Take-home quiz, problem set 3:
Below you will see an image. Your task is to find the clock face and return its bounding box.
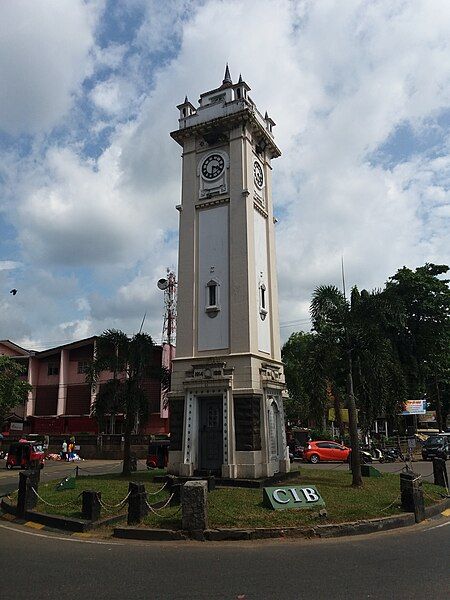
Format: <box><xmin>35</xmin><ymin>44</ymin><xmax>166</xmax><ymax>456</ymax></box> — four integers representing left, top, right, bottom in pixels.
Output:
<box><xmin>201</xmin><ymin>154</ymin><xmax>225</xmax><ymax>180</ymax></box>
<box><xmin>254</xmin><ymin>161</ymin><xmax>264</xmax><ymax>188</ymax></box>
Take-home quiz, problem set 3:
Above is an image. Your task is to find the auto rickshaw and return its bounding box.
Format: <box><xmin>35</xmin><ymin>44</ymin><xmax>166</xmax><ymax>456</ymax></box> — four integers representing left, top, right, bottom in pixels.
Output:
<box><xmin>6</xmin><ymin>441</ymin><xmax>45</xmax><ymax>470</ymax></box>
<box><xmin>146</xmin><ymin>438</ymin><xmax>170</xmax><ymax>469</ymax></box>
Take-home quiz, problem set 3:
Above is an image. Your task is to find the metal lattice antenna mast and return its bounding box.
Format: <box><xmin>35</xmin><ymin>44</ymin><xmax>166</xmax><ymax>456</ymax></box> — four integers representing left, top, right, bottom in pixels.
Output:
<box><xmin>158</xmin><ymin>269</ymin><xmax>177</xmax><ymax>345</ymax></box>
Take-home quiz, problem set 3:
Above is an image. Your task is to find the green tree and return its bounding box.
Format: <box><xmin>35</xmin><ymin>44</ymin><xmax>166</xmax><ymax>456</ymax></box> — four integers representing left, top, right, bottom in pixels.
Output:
<box><xmin>87</xmin><ymin>330</ymin><xmax>170</xmax><ymax>475</ymax></box>
<box><xmin>310</xmin><ymin>284</ymin><xmax>363</xmax><ymax>486</ymax></box>
<box><xmin>384</xmin><ymin>264</ymin><xmax>450</xmax><ymax>431</ymax></box>
<box><xmin>283</xmin><ymin>332</ymin><xmax>324</xmax><ymax>424</ymax></box>
<box><xmin>310</xmin><ymin>285</ymin><xmax>406</xmax><ymax>486</ymax></box>
<box><xmin>282</xmin><ymin>331</ymin><xmax>346</xmax><ymax>434</ymax></box>
<box><xmin>0</xmin><ymin>356</ymin><xmax>31</xmax><ymax>427</ymax></box>
<box><xmin>349</xmin><ymin>288</ymin><xmax>406</xmax><ymax>435</ymax></box>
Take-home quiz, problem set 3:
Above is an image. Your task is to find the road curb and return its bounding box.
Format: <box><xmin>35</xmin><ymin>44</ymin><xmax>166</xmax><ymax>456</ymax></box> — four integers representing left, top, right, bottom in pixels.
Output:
<box><xmin>113</xmin><ymin>527</ymin><xmax>187</xmax><ymax>540</ymax></box>
<box><xmin>111</xmin><ymin>496</ymin><xmax>450</xmax><ymax>541</ymax></box>
<box><xmin>3</xmin><ymin>491</ymin><xmax>449</xmax><ymax>542</ymax></box>
<box><xmin>1</xmin><ymin>497</ymin><xmax>126</xmax><ymax>532</ymax></box>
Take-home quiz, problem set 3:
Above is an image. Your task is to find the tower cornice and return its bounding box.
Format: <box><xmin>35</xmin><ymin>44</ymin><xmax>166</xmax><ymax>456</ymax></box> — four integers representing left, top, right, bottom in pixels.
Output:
<box><xmin>170</xmin><ymin>102</ymin><xmax>281</xmax><ymax>159</ymax></box>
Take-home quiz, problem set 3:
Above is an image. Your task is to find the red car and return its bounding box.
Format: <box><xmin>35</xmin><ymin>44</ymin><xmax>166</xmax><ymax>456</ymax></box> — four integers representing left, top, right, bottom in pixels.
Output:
<box><xmin>303</xmin><ymin>441</ymin><xmax>351</xmax><ymax>464</ymax></box>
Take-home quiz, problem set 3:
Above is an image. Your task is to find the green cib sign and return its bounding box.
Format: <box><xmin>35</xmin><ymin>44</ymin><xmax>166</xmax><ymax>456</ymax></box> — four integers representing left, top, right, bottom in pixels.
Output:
<box><xmin>263</xmin><ymin>486</ymin><xmax>325</xmax><ymax>510</ymax></box>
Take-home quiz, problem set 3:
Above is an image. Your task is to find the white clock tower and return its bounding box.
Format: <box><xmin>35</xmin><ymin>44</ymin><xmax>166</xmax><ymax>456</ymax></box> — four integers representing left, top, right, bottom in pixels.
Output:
<box><xmin>168</xmin><ymin>67</ymin><xmax>289</xmax><ymax>479</ymax></box>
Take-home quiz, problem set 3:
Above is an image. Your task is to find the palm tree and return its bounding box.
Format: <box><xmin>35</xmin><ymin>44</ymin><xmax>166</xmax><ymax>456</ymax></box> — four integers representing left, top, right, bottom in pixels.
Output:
<box><xmin>87</xmin><ymin>329</ymin><xmax>170</xmax><ymax>475</ymax></box>
<box><xmin>311</xmin><ymin>285</ymin><xmax>363</xmax><ymax>486</ymax></box>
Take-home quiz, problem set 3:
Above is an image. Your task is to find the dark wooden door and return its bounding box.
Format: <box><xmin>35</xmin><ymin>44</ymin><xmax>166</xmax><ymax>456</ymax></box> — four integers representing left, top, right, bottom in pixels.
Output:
<box><xmin>199</xmin><ymin>396</ymin><xmax>223</xmax><ymax>473</ymax></box>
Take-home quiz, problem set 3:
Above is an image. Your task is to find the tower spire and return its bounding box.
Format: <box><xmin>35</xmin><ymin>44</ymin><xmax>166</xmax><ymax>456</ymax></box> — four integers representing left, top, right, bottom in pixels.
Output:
<box><xmin>222</xmin><ymin>63</ymin><xmax>232</xmax><ymax>85</ymax></box>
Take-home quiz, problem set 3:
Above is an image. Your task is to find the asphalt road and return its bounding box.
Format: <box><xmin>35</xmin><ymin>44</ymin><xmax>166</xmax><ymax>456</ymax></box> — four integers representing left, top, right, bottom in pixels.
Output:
<box><xmin>0</xmin><ymin>510</ymin><xmax>449</xmax><ymax>599</ymax></box>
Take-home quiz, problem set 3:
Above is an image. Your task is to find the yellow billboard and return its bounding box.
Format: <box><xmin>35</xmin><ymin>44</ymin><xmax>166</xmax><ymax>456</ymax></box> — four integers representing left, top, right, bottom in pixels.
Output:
<box><xmin>328</xmin><ymin>408</ymin><xmax>359</xmax><ymax>424</ymax></box>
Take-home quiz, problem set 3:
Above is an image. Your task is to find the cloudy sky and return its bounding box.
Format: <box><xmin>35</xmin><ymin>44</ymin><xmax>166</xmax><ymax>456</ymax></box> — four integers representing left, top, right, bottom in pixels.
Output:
<box><xmin>1</xmin><ymin>0</ymin><xmax>449</xmax><ymax>351</ymax></box>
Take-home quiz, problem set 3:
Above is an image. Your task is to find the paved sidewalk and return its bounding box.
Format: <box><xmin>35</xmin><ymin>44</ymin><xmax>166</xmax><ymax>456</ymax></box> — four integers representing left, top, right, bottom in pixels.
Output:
<box><xmin>297</xmin><ymin>459</ymin><xmax>437</xmax><ymax>479</ymax></box>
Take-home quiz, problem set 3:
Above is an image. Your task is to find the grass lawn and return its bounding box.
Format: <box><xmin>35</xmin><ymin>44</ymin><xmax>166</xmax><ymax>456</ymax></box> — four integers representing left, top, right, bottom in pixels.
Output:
<box><xmin>141</xmin><ymin>469</ymin><xmax>444</xmax><ymax>529</ymax></box>
<box><xmin>9</xmin><ymin>468</ymin><xmax>444</xmax><ymax>529</ymax></box>
<box><xmin>27</xmin><ymin>470</ymin><xmax>169</xmax><ymax>519</ymax></box>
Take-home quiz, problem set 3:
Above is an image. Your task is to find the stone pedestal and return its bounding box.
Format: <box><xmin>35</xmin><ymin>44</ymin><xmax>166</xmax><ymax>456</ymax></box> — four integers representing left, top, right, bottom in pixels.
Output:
<box><xmin>17</xmin><ymin>469</ymin><xmax>40</xmax><ymax>517</ymax></box>
<box><xmin>181</xmin><ymin>481</ymin><xmax>208</xmax><ymax>531</ymax></box>
<box><xmin>433</xmin><ymin>458</ymin><xmax>449</xmax><ymax>489</ymax></box>
<box><xmin>127</xmin><ymin>482</ymin><xmax>148</xmax><ymax>526</ymax></box>
<box><xmin>400</xmin><ymin>471</ymin><xmax>425</xmax><ymax>523</ymax></box>
<box><xmin>81</xmin><ymin>490</ymin><xmax>101</xmax><ymax>521</ymax></box>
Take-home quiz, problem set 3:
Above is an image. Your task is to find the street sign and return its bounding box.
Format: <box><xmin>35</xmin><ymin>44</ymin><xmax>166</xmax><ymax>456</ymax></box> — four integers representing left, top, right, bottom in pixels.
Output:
<box><xmin>55</xmin><ymin>477</ymin><xmax>76</xmax><ymax>491</ymax></box>
<box><xmin>407</xmin><ymin>437</ymin><xmax>416</xmax><ymax>450</ymax></box>
<box><xmin>10</xmin><ymin>422</ymin><xmax>24</xmax><ymax>431</ymax></box>
<box><xmin>401</xmin><ymin>400</ymin><xmax>426</xmax><ymax>415</ymax></box>
<box><xmin>263</xmin><ymin>485</ymin><xmax>325</xmax><ymax>510</ymax></box>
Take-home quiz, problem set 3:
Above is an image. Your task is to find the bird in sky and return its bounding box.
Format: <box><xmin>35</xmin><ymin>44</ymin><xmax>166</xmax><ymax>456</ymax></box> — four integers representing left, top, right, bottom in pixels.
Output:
<box><xmin>10</xmin><ymin>289</ymin><xmax>17</xmax><ymax>295</ymax></box>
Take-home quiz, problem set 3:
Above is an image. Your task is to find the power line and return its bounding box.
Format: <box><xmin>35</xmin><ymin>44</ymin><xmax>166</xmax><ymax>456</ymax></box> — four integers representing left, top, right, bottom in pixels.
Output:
<box><xmin>279</xmin><ymin>319</ymin><xmax>311</xmax><ymax>329</ymax></box>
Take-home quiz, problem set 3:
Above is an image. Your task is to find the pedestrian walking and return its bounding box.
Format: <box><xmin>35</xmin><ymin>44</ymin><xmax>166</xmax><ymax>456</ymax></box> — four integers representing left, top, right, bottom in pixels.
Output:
<box><xmin>61</xmin><ymin>440</ymin><xmax>68</xmax><ymax>461</ymax></box>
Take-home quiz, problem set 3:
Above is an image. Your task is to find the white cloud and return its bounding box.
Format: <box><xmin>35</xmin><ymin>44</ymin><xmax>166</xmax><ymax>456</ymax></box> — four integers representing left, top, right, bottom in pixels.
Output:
<box><xmin>0</xmin><ymin>261</ymin><xmax>21</xmax><ymax>271</ymax></box>
<box><xmin>1</xmin><ymin>0</ymin><xmax>450</xmax><ymax>348</ymax></box>
<box><xmin>94</xmin><ymin>43</ymin><xmax>127</xmax><ymax>69</ymax></box>
<box><xmin>0</xmin><ymin>0</ymin><xmax>102</xmax><ymax>135</ymax></box>
<box><xmin>90</xmin><ymin>77</ymin><xmax>140</xmax><ymax>116</ymax></box>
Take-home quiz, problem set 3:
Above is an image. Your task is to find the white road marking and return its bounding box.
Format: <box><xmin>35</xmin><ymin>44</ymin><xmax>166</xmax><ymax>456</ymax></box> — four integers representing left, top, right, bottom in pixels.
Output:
<box><xmin>0</xmin><ymin>522</ymin><xmax>123</xmax><ymax>545</ymax></box>
<box><xmin>424</xmin><ymin>521</ymin><xmax>450</xmax><ymax>531</ymax></box>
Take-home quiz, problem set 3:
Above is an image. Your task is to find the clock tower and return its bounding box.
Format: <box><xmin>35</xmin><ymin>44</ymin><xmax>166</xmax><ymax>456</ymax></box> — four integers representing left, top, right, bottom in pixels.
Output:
<box><xmin>168</xmin><ymin>67</ymin><xmax>289</xmax><ymax>479</ymax></box>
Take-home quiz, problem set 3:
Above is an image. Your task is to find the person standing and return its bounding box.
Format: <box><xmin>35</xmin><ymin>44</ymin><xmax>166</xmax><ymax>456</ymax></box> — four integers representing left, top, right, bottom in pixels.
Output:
<box><xmin>61</xmin><ymin>440</ymin><xmax>68</xmax><ymax>461</ymax></box>
<box><xmin>68</xmin><ymin>441</ymin><xmax>74</xmax><ymax>461</ymax></box>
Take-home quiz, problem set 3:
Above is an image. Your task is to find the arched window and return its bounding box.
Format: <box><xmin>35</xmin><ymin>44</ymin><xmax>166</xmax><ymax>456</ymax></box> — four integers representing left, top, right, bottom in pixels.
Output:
<box><xmin>259</xmin><ymin>283</ymin><xmax>268</xmax><ymax>320</ymax></box>
<box><xmin>206</xmin><ymin>279</ymin><xmax>220</xmax><ymax>317</ymax></box>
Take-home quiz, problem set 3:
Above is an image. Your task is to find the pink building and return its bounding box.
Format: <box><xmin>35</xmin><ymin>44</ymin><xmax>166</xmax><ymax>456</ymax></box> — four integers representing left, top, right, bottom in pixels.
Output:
<box><xmin>0</xmin><ymin>337</ymin><xmax>172</xmax><ymax>436</ymax></box>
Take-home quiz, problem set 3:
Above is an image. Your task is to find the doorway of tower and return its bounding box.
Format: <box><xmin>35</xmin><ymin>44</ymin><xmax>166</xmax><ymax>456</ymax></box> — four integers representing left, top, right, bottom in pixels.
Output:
<box><xmin>199</xmin><ymin>396</ymin><xmax>223</xmax><ymax>474</ymax></box>
<box><xmin>268</xmin><ymin>399</ymin><xmax>282</xmax><ymax>474</ymax></box>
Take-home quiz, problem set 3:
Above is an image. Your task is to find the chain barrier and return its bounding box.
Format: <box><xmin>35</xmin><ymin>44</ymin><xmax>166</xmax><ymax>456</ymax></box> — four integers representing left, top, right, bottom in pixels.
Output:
<box><xmin>422</xmin><ymin>484</ymin><xmax>449</xmax><ymax>500</ymax></box>
<box><xmin>379</xmin><ymin>494</ymin><xmax>401</xmax><ymax>513</ymax></box>
<box><xmin>96</xmin><ymin>490</ymin><xmax>131</xmax><ymax>512</ymax></box>
<box><xmin>144</xmin><ymin>493</ymin><xmax>178</xmax><ymax>518</ymax></box>
<box><xmin>75</xmin><ymin>462</ymin><xmax>123</xmax><ymax>475</ymax></box>
<box><xmin>147</xmin><ymin>481</ymin><xmax>168</xmax><ymax>495</ymax></box>
<box><xmin>31</xmin><ymin>487</ymin><xmax>82</xmax><ymax>508</ymax></box>
<box><xmin>422</xmin><ymin>487</ymin><xmax>447</xmax><ymax>501</ymax></box>
<box><xmin>5</xmin><ymin>489</ymin><xmax>19</xmax><ymax>500</ymax></box>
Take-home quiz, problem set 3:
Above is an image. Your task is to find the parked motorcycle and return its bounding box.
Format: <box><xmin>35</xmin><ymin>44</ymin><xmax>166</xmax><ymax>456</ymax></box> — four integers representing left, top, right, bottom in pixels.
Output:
<box><xmin>379</xmin><ymin>448</ymin><xmax>401</xmax><ymax>463</ymax></box>
<box><xmin>289</xmin><ymin>445</ymin><xmax>305</xmax><ymax>461</ymax></box>
<box><xmin>360</xmin><ymin>449</ymin><xmax>373</xmax><ymax>464</ymax></box>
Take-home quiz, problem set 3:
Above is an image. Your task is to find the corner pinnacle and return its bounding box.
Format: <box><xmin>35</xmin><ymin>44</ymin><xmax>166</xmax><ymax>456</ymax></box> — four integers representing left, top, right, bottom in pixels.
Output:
<box><xmin>223</xmin><ymin>63</ymin><xmax>232</xmax><ymax>85</ymax></box>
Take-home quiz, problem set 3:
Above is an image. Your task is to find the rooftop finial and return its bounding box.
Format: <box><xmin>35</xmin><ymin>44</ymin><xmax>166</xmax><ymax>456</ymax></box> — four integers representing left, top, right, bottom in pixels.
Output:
<box><xmin>264</xmin><ymin>111</ymin><xmax>269</xmax><ymax>120</ymax></box>
<box><xmin>223</xmin><ymin>63</ymin><xmax>232</xmax><ymax>85</ymax></box>
<box><xmin>238</xmin><ymin>73</ymin><xmax>243</xmax><ymax>84</ymax></box>
<box><xmin>184</xmin><ymin>95</ymin><xmax>188</xmax><ymax>104</ymax></box>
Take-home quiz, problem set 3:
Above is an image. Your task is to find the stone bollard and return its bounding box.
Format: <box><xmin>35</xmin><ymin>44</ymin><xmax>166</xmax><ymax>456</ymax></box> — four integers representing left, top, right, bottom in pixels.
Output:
<box><xmin>432</xmin><ymin>458</ymin><xmax>449</xmax><ymax>489</ymax></box>
<box><xmin>400</xmin><ymin>471</ymin><xmax>425</xmax><ymax>523</ymax></box>
<box><xmin>181</xmin><ymin>480</ymin><xmax>208</xmax><ymax>534</ymax></box>
<box><xmin>17</xmin><ymin>469</ymin><xmax>40</xmax><ymax>517</ymax></box>
<box><xmin>81</xmin><ymin>490</ymin><xmax>102</xmax><ymax>521</ymax></box>
<box><xmin>127</xmin><ymin>482</ymin><xmax>148</xmax><ymax>526</ymax></box>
